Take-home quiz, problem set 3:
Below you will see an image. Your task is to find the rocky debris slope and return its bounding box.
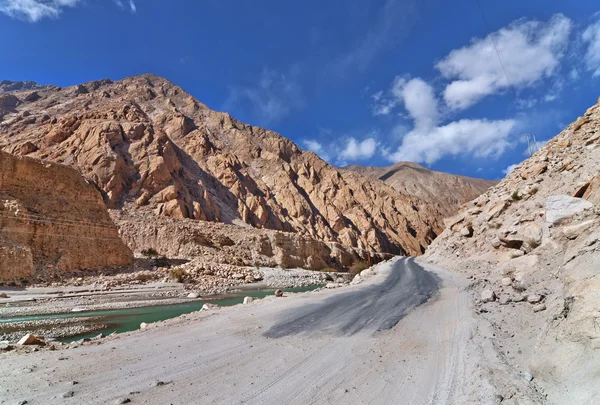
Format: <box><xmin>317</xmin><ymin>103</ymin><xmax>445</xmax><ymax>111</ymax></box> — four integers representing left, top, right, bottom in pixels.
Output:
<box><xmin>424</xmin><ymin>99</ymin><xmax>600</xmax><ymax>403</ymax></box>
<box><xmin>113</xmin><ymin>210</ymin><xmax>378</xmax><ymax>271</ymax></box>
<box><xmin>0</xmin><ymin>74</ymin><xmax>442</xmax><ymax>258</ymax></box>
<box><xmin>344</xmin><ymin>161</ymin><xmax>496</xmax><ymax>218</ymax></box>
<box><xmin>0</xmin><ymin>151</ymin><xmax>133</xmax><ymax>282</ymax></box>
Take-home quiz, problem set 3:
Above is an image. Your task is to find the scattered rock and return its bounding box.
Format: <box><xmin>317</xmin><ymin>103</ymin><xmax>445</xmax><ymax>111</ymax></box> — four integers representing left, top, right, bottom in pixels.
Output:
<box><xmin>231</xmin><ymin>273</ymin><xmax>245</xmax><ymax>280</ymax></box>
<box><xmin>523</xmin><ymin>371</ymin><xmax>533</xmax><ymax>381</ymax></box>
<box><xmin>501</xmin><ymin>277</ymin><xmax>512</xmax><ymax>286</ymax></box>
<box><xmin>274</xmin><ymin>289</ymin><xmax>284</xmax><ymax>297</ymax></box>
<box><xmin>0</xmin><ymin>341</ymin><xmax>14</xmax><ymax>351</ymax></box>
<box><xmin>140</xmin><ymin>322</ymin><xmax>149</xmax><ymax>329</ymax></box>
<box><xmin>527</xmin><ymin>294</ymin><xmax>543</xmax><ymax>304</ymax></box>
<box><xmin>17</xmin><ymin>334</ymin><xmax>44</xmax><ymax>346</ymax></box>
<box><xmin>533</xmin><ymin>304</ymin><xmax>547</xmax><ymax>312</ymax></box>
<box><xmin>61</xmin><ymin>391</ymin><xmax>75</xmax><ymax>398</ymax></box>
<box><xmin>201</xmin><ymin>303</ymin><xmax>219</xmax><ymax>311</ymax></box>
<box><xmin>480</xmin><ymin>289</ymin><xmax>496</xmax><ymax>303</ymax></box>
<box><xmin>187</xmin><ymin>292</ymin><xmax>200</xmax><ymax>298</ymax></box>
<box><xmin>0</xmin><ymin>292</ymin><xmax>9</xmax><ymax>298</ymax></box>
<box><xmin>243</xmin><ymin>296</ymin><xmax>253</xmax><ymax>304</ymax></box>
<box><xmin>115</xmin><ymin>398</ymin><xmax>131</xmax><ymax>404</ymax></box>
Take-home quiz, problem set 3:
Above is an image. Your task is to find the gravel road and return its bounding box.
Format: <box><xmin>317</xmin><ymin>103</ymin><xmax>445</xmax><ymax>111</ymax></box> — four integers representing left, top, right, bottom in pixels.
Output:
<box><xmin>0</xmin><ymin>258</ymin><xmax>501</xmax><ymax>404</ymax></box>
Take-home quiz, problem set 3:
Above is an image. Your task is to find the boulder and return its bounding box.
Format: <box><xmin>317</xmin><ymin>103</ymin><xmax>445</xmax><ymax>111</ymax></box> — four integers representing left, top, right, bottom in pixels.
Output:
<box><xmin>274</xmin><ymin>289</ymin><xmax>284</xmax><ymax>297</ymax></box>
<box><xmin>460</xmin><ymin>225</ymin><xmax>473</xmax><ymax>237</ymax></box>
<box><xmin>501</xmin><ymin>277</ymin><xmax>512</xmax><ymax>286</ymax></box>
<box><xmin>140</xmin><ymin>322</ymin><xmax>149</xmax><ymax>329</ymax></box>
<box><xmin>243</xmin><ymin>296</ymin><xmax>253</xmax><ymax>304</ymax></box>
<box><xmin>527</xmin><ymin>294</ymin><xmax>543</xmax><ymax>304</ymax></box>
<box><xmin>546</xmin><ymin>195</ymin><xmax>594</xmax><ymax>224</ymax></box>
<box><xmin>187</xmin><ymin>292</ymin><xmax>200</xmax><ymax>299</ymax></box>
<box><xmin>0</xmin><ymin>292</ymin><xmax>9</xmax><ymax>298</ymax></box>
<box><xmin>533</xmin><ymin>304</ymin><xmax>547</xmax><ymax>312</ymax></box>
<box><xmin>480</xmin><ymin>289</ymin><xmax>496</xmax><ymax>303</ymax></box>
<box><xmin>17</xmin><ymin>334</ymin><xmax>44</xmax><ymax>346</ymax></box>
<box><xmin>202</xmin><ymin>303</ymin><xmax>219</xmax><ymax>310</ymax></box>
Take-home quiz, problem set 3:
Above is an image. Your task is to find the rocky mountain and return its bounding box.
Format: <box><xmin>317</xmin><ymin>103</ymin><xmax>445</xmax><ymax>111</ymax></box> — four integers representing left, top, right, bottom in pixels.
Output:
<box><xmin>0</xmin><ymin>74</ymin><xmax>454</xmax><ymax>264</ymax></box>
<box><xmin>0</xmin><ymin>150</ymin><xmax>133</xmax><ymax>282</ymax></box>
<box><xmin>423</xmin><ymin>99</ymin><xmax>600</xmax><ymax>402</ymax></box>
<box><xmin>344</xmin><ymin>162</ymin><xmax>496</xmax><ymax>218</ymax></box>
<box><xmin>0</xmin><ymin>80</ymin><xmax>54</xmax><ymax>93</ymax></box>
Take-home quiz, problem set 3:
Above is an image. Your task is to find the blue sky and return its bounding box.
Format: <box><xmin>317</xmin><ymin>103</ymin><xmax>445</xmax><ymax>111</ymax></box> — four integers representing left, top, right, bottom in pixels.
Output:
<box><xmin>1</xmin><ymin>1</ymin><xmax>600</xmax><ymax>179</ymax></box>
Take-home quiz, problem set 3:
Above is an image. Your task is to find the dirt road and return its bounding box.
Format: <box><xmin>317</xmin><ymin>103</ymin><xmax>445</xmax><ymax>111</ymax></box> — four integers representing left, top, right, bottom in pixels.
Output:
<box><xmin>0</xmin><ymin>258</ymin><xmax>500</xmax><ymax>404</ymax></box>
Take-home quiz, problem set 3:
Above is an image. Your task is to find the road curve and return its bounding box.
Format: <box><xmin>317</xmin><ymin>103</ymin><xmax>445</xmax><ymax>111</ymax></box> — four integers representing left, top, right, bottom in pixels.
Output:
<box><xmin>266</xmin><ymin>257</ymin><xmax>441</xmax><ymax>337</ymax></box>
<box><xmin>0</xmin><ymin>258</ymin><xmax>485</xmax><ymax>405</ymax></box>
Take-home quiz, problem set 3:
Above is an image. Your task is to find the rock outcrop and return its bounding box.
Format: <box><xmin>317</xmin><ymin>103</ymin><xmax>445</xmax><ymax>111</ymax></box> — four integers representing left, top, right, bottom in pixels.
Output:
<box><xmin>424</xmin><ymin>99</ymin><xmax>600</xmax><ymax>403</ymax></box>
<box><xmin>0</xmin><ymin>151</ymin><xmax>133</xmax><ymax>282</ymax></box>
<box><xmin>344</xmin><ymin>161</ymin><xmax>496</xmax><ymax>219</ymax></box>
<box><xmin>0</xmin><ymin>74</ymin><xmax>446</xmax><ymax>258</ymax></box>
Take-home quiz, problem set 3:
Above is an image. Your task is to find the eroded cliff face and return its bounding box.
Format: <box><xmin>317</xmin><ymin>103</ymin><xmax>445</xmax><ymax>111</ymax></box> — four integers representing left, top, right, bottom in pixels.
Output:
<box><xmin>0</xmin><ymin>74</ymin><xmax>444</xmax><ymax>257</ymax></box>
<box><xmin>0</xmin><ymin>151</ymin><xmax>133</xmax><ymax>282</ymax></box>
<box><xmin>424</xmin><ymin>99</ymin><xmax>600</xmax><ymax>403</ymax></box>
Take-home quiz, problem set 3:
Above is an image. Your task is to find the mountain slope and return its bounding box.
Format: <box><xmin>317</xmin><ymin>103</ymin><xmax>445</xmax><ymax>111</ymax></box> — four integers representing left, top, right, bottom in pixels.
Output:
<box><xmin>423</xmin><ymin>100</ymin><xmax>600</xmax><ymax>403</ymax></box>
<box><xmin>0</xmin><ymin>74</ymin><xmax>446</xmax><ymax>259</ymax></box>
<box><xmin>344</xmin><ymin>162</ymin><xmax>496</xmax><ymax>218</ymax></box>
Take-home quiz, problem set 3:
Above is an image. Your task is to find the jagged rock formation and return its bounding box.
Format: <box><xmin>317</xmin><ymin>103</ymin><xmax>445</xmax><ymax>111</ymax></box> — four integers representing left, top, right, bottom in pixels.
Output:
<box><xmin>0</xmin><ymin>151</ymin><xmax>133</xmax><ymax>282</ymax></box>
<box><xmin>344</xmin><ymin>162</ymin><xmax>496</xmax><ymax>218</ymax></box>
<box><xmin>114</xmin><ymin>211</ymin><xmax>369</xmax><ymax>271</ymax></box>
<box><xmin>424</xmin><ymin>99</ymin><xmax>600</xmax><ymax>403</ymax></box>
<box><xmin>0</xmin><ymin>74</ymin><xmax>447</xmax><ymax>259</ymax></box>
<box><xmin>0</xmin><ymin>80</ymin><xmax>55</xmax><ymax>93</ymax></box>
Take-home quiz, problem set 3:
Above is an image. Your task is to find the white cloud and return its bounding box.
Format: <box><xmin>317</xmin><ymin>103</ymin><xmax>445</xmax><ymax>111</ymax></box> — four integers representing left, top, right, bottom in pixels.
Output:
<box><xmin>0</xmin><ymin>0</ymin><xmax>79</xmax><ymax>22</ymax></box>
<box><xmin>339</xmin><ymin>137</ymin><xmax>377</xmax><ymax>160</ymax></box>
<box><xmin>371</xmin><ymin>76</ymin><xmax>438</xmax><ymax>130</ymax></box>
<box><xmin>128</xmin><ymin>0</ymin><xmax>135</xmax><ymax>13</ymax></box>
<box><xmin>503</xmin><ymin>163</ymin><xmax>519</xmax><ymax>175</ymax></box>
<box><xmin>437</xmin><ymin>14</ymin><xmax>572</xmax><ymax>110</ymax></box>
<box><xmin>583</xmin><ymin>16</ymin><xmax>600</xmax><ymax>77</ymax></box>
<box><xmin>394</xmin><ymin>77</ymin><xmax>439</xmax><ymax>129</ymax></box>
<box><xmin>386</xmin><ymin>118</ymin><xmax>516</xmax><ymax>165</ymax></box>
<box><xmin>303</xmin><ymin>139</ymin><xmax>331</xmax><ymax>162</ymax></box>
<box><xmin>225</xmin><ymin>67</ymin><xmax>303</xmax><ymax>123</ymax></box>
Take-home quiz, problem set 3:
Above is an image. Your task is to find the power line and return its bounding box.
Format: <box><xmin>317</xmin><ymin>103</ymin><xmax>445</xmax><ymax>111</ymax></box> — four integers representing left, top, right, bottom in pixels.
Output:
<box><xmin>474</xmin><ymin>0</ymin><xmax>513</xmax><ymax>89</ymax></box>
<box><xmin>0</xmin><ymin>212</ymin><xmax>117</xmax><ymax>231</ymax></box>
<box><xmin>0</xmin><ymin>228</ymin><xmax>125</xmax><ymax>242</ymax></box>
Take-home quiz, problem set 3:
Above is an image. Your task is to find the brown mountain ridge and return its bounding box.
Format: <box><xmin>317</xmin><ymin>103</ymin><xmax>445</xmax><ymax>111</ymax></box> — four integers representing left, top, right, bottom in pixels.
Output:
<box><xmin>0</xmin><ymin>74</ymin><xmax>492</xmax><ymax>270</ymax></box>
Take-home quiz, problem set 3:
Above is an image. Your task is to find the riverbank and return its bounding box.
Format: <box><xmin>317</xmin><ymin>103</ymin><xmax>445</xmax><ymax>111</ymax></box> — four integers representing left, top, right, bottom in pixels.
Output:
<box><xmin>0</xmin><ymin>266</ymin><xmax>349</xmax><ymax>343</ymax></box>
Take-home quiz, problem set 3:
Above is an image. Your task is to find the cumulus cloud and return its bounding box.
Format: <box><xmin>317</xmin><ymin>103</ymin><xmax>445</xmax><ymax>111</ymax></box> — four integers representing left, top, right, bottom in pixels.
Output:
<box><xmin>374</xmin><ymin>75</ymin><xmax>516</xmax><ymax>164</ymax></box>
<box><xmin>303</xmin><ymin>139</ymin><xmax>331</xmax><ymax>162</ymax></box>
<box><xmin>372</xmin><ymin>76</ymin><xmax>438</xmax><ymax>129</ymax></box>
<box><xmin>339</xmin><ymin>137</ymin><xmax>377</xmax><ymax>160</ymax></box>
<box><xmin>583</xmin><ymin>16</ymin><xmax>600</xmax><ymax>77</ymax></box>
<box><xmin>0</xmin><ymin>0</ymin><xmax>79</xmax><ymax>22</ymax></box>
<box><xmin>225</xmin><ymin>67</ymin><xmax>303</xmax><ymax>124</ymax></box>
<box><xmin>437</xmin><ymin>14</ymin><xmax>572</xmax><ymax>110</ymax></box>
<box><xmin>503</xmin><ymin>163</ymin><xmax>519</xmax><ymax>176</ymax></box>
<box><xmin>386</xmin><ymin>118</ymin><xmax>516</xmax><ymax>165</ymax></box>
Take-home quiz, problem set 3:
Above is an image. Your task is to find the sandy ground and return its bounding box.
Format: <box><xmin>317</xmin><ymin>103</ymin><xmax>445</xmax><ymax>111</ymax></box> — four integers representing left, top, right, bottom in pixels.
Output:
<box><xmin>0</xmin><ymin>258</ymin><xmax>525</xmax><ymax>405</ymax></box>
